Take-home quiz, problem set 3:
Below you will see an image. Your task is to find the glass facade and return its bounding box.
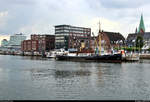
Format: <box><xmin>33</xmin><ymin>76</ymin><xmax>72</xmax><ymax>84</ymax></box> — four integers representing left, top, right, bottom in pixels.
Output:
<box><xmin>55</xmin><ymin>25</ymin><xmax>91</xmax><ymax>50</ymax></box>
<box><xmin>9</xmin><ymin>33</ymin><xmax>27</xmax><ymax>46</ymax></box>
<box><xmin>1</xmin><ymin>39</ymin><xmax>9</xmax><ymax>47</ymax></box>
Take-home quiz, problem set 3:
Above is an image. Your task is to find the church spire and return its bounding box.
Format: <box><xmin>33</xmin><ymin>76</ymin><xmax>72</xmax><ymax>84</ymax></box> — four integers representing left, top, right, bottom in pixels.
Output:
<box><xmin>135</xmin><ymin>27</ymin><xmax>137</xmax><ymax>33</ymax></box>
<box><xmin>138</xmin><ymin>13</ymin><xmax>145</xmax><ymax>34</ymax></box>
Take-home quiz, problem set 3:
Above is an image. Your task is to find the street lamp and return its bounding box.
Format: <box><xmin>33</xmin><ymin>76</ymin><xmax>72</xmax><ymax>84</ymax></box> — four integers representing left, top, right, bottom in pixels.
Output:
<box><xmin>116</xmin><ymin>40</ymin><xmax>119</xmax><ymax>51</ymax></box>
<box><xmin>120</xmin><ymin>40</ymin><xmax>123</xmax><ymax>50</ymax></box>
<box><xmin>138</xmin><ymin>40</ymin><xmax>140</xmax><ymax>54</ymax></box>
<box><xmin>132</xmin><ymin>39</ymin><xmax>136</xmax><ymax>53</ymax></box>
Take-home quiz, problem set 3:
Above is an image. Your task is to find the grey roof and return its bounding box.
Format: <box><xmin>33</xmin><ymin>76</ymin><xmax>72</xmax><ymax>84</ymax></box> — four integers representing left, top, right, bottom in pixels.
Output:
<box><xmin>143</xmin><ymin>32</ymin><xmax>150</xmax><ymax>39</ymax></box>
<box><xmin>127</xmin><ymin>33</ymin><xmax>137</xmax><ymax>41</ymax></box>
<box><xmin>126</xmin><ymin>32</ymin><xmax>150</xmax><ymax>46</ymax></box>
<box><xmin>127</xmin><ymin>32</ymin><xmax>150</xmax><ymax>40</ymax></box>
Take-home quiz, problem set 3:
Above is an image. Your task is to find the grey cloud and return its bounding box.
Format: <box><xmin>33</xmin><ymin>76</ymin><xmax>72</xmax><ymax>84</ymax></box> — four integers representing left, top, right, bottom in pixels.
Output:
<box><xmin>0</xmin><ymin>0</ymin><xmax>38</xmax><ymax>34</ymax></box>
<box><xmin>1</xmin><ymin>0</ymin><xmax>36</xmax><ymax>5</ymax></box>
<box><xmin>100</xmin><ymin>0</ymin><xmax>150</xmax><ymax>9</ymax></box>
<box><xmin>0</xmin><ymin>0</ymin><xmax>150</xmax><ymax>37</ymax></box>
<box><xmin>86</xmin><ymin>0</ymin><xmax>146</xmax><ymax>20</ymax></box>
<box><xmin>0</xmin><ymin>0</ymin><xmax>37</xmax><ymax>12</ymax></box>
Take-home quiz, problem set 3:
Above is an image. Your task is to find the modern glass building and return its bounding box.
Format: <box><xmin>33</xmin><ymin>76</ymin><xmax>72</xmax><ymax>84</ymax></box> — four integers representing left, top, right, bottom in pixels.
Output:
<box><xmin>1</xmin><ymin>39</ymin><xmax>9</xmax><ymax>47</ymax></box>
<box><xmin>55</xmin><ymin>25</ymin><xmax>91</xmax><ymax>50</ymax></box>
<box><xmin>9</xmin><ymin>33</ymin><xmax>27</xmax><ymax>46</ymax></box>
<box><xmin>8</xmin><ymin>33</ymin><xmax>27</xmax><ymax>50</ymax></box>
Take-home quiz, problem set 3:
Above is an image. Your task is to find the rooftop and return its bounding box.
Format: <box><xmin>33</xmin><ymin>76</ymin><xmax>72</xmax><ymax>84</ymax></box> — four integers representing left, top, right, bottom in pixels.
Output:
<box><xmin>55</xmin><ymin>24</ymin><xmax>91</xmax><ymax>29</ymax></box>
<box><xmin>103</xmin><ymin>31</ymin><xmax>125</xmax><ymax>41</ymax></box>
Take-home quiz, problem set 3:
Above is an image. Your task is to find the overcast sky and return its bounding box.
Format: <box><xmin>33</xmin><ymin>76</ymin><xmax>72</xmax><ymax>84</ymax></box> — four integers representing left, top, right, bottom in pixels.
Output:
<box><xmin>0</xmin><ymin>0</ymin><xmax>150</xmax><ymax>40</ymax></box>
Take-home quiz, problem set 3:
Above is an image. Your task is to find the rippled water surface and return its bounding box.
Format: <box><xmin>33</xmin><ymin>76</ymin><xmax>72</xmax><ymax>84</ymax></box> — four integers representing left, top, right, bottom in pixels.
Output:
<box><xmin>0</xmin><ymin>55</ymin><xmax>150</xmax><ymax>100</ymax></box>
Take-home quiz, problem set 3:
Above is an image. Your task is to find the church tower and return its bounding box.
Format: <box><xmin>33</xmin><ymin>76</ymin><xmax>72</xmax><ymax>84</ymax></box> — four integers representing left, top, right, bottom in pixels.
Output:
<box><xmin>138</xmin><ymin>14</ymin><xmax>145</xmax><ymax>34</ymax></box>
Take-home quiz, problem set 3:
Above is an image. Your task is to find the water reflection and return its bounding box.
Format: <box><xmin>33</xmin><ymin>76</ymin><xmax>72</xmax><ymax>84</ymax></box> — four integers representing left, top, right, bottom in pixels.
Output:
<box><xmin>140</xmin><ymin>59</ymin><xmax>150</xmax><ymax>63</ymax></box>
<box><xmin>30</xmin><ymin>68</ymin><xmax>53</xmax><ymax>80</ymax></box>
<box><xmin>95</xmin><ymin>64</ymin><xmax>103</xmax><ymax>84</ymax></box>
<box><xmin>21</xmin><ymin>56</ymin><xmax>49</xmax><ymax>61</ymax></box>
<box><xmin>53</xmin><ymin>69</ymin><xmax>91</xmax><ymax>100</ymax></box>
<box><xmin>54</xmin><ymin>76</ymin><xmax>81</xmax><ymax>100</ymax></box>
<box><xmin>30</xmin><ymin>67</ymin><xmax>91</xmax><ymax>80</ymax></box>
<box><xmin>54</xmin><ymin>70</ymin><xmax>91</xmax><ymax>78</ymax></box>
<box><xmin>53</xmin><ymin>62</ymin><xmax>92</xmax><ymax>100</ymax></box>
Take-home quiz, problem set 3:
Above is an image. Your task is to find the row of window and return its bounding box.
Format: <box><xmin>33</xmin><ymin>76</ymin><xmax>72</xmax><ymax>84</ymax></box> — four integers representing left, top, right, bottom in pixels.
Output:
<box><xmin>55</xmin><ymin>33</ymin><xmax>90</xmax><ymax>37</ymax></box>
<box><xmin>69</xmin><ymin>34</ymin><xmax>89</xmax><ymax>37</ymax></box>
<box><xmin>55</xmin><ymin>36</ymin><xmax>64</xmax><ymax>40</ymax></box>
<box><xmin>70</xmin><ymin>27</ymin><xmax>90</xmax><ymax>31</ymax></box>
<box><xmin>55</xmin><ymin>26</ymin><xmax>90</xmax><ymax>31</ymax></box>
<box><xmin>55</xmin><ymin>43</ymin><xmax>66</xmax><ymax>47</ymax></box>
<box><xmin>55</xmin><ymin>28</ymin><xmax>90</xmax><ymax>31</ymax></box>
<box><xmin>55</xmin><ymin>30</ymin><xmax>90</xmax><ymax>34</ymax></box>
<box><xmin>55</xmin><ymin>33</ymin><xmax>69</xmax><ymax>37</ymax></box>
<box><xmin>55</xmin><ymin>30</ymin><xmax>69</xmax><ymax>33</ymax></box>
<box><xmin>55</xmin><ymin>27</ymin><xmax>70</xmax><ymax>30</ymax></box>
<box><xmin>55</xmin><ymin>40</ymin><xmax>65</xmax><ymax>43</ymax></box>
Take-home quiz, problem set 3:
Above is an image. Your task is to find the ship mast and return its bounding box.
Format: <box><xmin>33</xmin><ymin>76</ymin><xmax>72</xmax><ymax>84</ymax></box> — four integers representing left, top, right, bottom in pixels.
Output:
<box><xmin>98</xmin><ymin>21</ymin><xmax>101</xmax><ymax>56</ymax></box>
<box><xmin>92</xmin><ymin>32</ymin><xmax>98</xmax><ymax>54</ymax></box>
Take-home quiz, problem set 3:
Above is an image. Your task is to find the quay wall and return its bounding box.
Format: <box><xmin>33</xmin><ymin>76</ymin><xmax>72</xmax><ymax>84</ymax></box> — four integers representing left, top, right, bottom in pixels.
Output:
<box><xmin>0</xmin><ymin>51</ymin><xmax>41</xmax><ymax>57</ymax></box>
<box><xmin>1</xmin><ymin>51</ymin><xmax>150</xmax><ymax>59</ymax></box>
<box><xmin>140</xmin><ymin>54</ymin><xmax>150</xmax><ymax>59</ymax></box>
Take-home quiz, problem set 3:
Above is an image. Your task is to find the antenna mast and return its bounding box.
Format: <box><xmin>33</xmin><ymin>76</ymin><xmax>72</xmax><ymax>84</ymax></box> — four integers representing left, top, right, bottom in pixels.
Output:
<box><xmin>98</xmin><ymin>20</ymin><xmax>101</xmax><ymax>56</ymax></box>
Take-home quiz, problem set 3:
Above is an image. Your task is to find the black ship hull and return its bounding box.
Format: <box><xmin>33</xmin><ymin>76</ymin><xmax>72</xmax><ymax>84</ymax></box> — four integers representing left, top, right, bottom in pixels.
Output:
<box><xmin>56</xmin><ymin>54</ymin><xmax>123</xmax><ymax>63</ymax></box>
<box><xmin>85</xmin><ymin>54</ymin><xmax>122</xmax><ymax>63</ymax></box>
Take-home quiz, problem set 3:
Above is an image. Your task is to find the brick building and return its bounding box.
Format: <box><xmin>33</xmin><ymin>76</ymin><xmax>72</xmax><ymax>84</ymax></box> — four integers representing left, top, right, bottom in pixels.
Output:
<box><xmin>21</xmin><ymin>40</ymin><xmax>38</xmax><ymax>52</ymax></box>
<box><xmin>31</xmin><ymin>35</ymin><xmax>55</xmax><ymax>52</ymax></box>
<box><xmin>91</xmin><ymin>31</ymin><xmax>125</xmax><ymax>53</ymax></box>
<box><xmin>21</xmin><ymin>34</ymin><xmax>55</xmax><ymax>52</ymax></box>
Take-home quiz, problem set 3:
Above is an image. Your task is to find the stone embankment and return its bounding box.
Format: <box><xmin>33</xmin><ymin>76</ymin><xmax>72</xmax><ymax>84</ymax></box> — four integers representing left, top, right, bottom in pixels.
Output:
<box><xmin>140</xmin><ymin>54</ymin><xmax>150</xmax><ymax>59</ymax></box>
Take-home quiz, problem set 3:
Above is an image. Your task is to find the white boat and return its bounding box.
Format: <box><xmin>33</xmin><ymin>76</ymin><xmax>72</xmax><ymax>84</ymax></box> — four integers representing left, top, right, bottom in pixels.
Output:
<box><xmin>125</xmin><ymin>53</ymin><xmax>140</xmax><ymax>61</ymax></box>
<box><xmin>46</xmin><ymin>51</ymin><xmax>56</xmax><ymax>58</ymax></box>
<box><xmin>46</xmin><ymin>49</ymin><xmax>69</xmax><ymax>58</ymax></box>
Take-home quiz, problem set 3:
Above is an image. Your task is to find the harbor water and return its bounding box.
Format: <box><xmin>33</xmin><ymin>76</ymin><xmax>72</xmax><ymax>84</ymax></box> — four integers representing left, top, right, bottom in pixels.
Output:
<box><xmin>0</xmin><ymin>55</ymin><xmax>150</xmax><ymax>100</ymax></box>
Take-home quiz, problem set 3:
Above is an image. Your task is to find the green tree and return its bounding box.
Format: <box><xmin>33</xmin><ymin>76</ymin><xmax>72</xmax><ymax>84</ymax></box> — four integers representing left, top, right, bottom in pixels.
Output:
<box><xmin>148</xmin><ymin>48</ymin><xmax>150</xmax><ymax>52</ymax></box>
<box><xmin>136</xmin><ymin>35</ymin><xmax>144</xmax><ymax>49</ymax></box>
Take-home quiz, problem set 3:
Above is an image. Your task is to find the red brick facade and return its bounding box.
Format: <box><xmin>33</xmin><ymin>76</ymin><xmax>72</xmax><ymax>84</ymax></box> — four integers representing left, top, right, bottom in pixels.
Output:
<box><xmin>21</xmin><ymin>40</ymin><xmax>38</xmax><ymax>52</ymax></box>
<box><xmin>21</xmin><ymin>34</ymin><xmax>55</xmax><ymax>52</ymax></box>
<box><xmin>91</xmin><ymin>31</ymin><xmax>125</xmax><ymax>53</ymax></box>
